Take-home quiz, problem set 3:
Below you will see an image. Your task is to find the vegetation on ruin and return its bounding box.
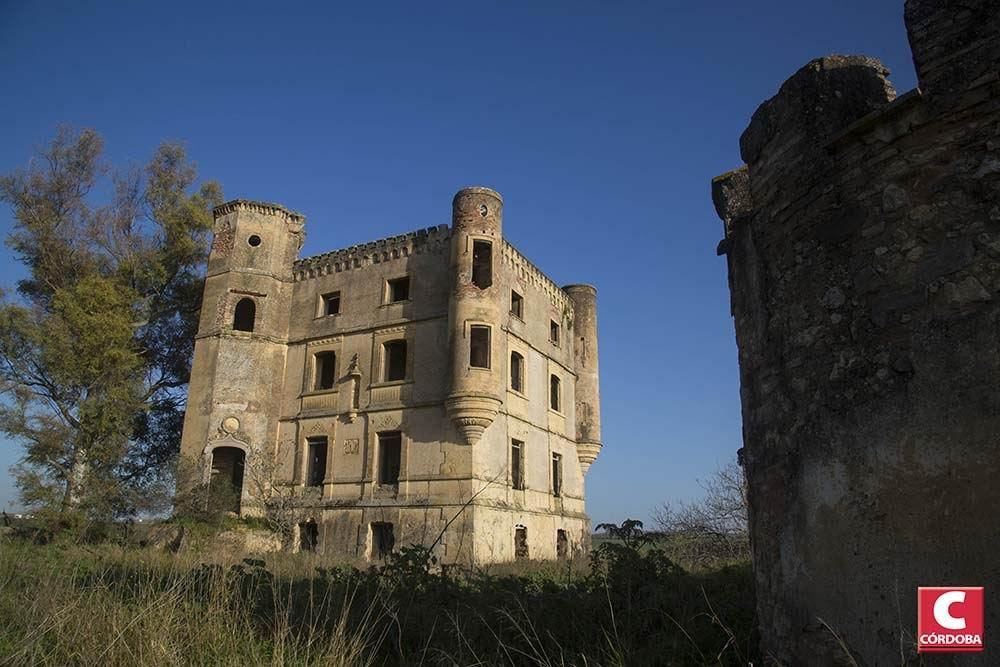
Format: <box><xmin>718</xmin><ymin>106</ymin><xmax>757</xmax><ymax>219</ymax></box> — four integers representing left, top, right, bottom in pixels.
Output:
<box><xmin>0</xmin><ymin>518</ymin><xmax>758</xmax><ymax>666</ymax></box>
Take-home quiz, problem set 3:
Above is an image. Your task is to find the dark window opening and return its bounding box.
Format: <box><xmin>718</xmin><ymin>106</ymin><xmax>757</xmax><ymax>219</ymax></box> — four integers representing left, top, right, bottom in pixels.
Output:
<box><xmin>233</xmin><ymin>298</ymin><xmax>256</xmax><ymax>332</ymax></box>
<box><xmin>323</xmin><ymin>291</ymin><xmax>341</xmax><ymax>315</ymax></box>
<box><xmin>383</xmin><ymin>340</ymin><xmax>407</xmax><ymax>382</ymax></box>
<box><xmin>209</xmin><ymin>446</ymin><xmax>245</xmax><ymax>513</ymax></box>
<box><xmin>550</xmin><ymin>375</ymin><xmax>561</xmax><ymax>411</ymax></box>
<box><xmin>510</xmin><ymin>352</ymin><xmax>524</xmax><ymax>392</ymax></box>
<box><xmin>550</xmin><ymin>320</ymin><xmax>560</xmax><ymax>346</ymax></box>
<box><xmin>372</xmin><ymin>522</ymin><xmax>395</xmax><ymax>560</ymax></box>
<box><xmin>511</xmin><ymin>290</ymin><xmax>523</xmax><ymax>318</ymax></box>
<box><xmin>388</xmin><ymin>277</ymin><xmax>410</xmax><ymax>303</ymax></box>
<box><xmin>552</xmin><ymin>453</ymin><xmax>563</xmax><ymax>497</ymax></box>
<box><xmin>299</xmin><ymin>520</ymin><xmax>318</xmax><ymax>552</ymax></box>
<box><xmin>314</xmin><ymin>351</ymin><xmax>336</xmax><ymax>390</ymax></box>
<box><xmin>470</xmin><ymin>326</ymin><xmax>490</xmax><ymax>369</ymax></box>
<box><xmin>557</xmin><ymin>529</ymin><xmax>568</xmax><ymax>559</ymax></box>
<box><xmin>472</xmin><ymin>240</ymin><xmax>493</xmax><ymax>289</ymax></box>
<box><xmin>247</xmin><ymin>234</ymin><xmax>262</xmax><ymax>247</ymax></box>
<box><xmin>515</xmin><ymin>526</ymin><xmax>528</xmax><ymax>560</ymax></box>
<box><xmin>307</xmin><ymin>437</ymin><xmax>328</xmax><ymax>486</ymax></box>
<box><xmin>511</xmin><ymin>439</ymin><xmax>524</xmax><ymax>490</ymax></box>
<box><xmin>378</xmin><ymin>431</ymin><xmax>402</xmax><ymax>486</ymax></box>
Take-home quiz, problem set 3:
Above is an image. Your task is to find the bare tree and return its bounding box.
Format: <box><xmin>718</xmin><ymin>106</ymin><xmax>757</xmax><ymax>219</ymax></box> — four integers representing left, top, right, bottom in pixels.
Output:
<box><xmin>652</xmin><ymin>460</ymin><xmax>749</xmax><ymax>569</ymax></box>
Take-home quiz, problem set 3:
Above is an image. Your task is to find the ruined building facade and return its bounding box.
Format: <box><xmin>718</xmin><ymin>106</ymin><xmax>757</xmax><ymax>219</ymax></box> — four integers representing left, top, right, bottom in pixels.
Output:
<box><xmin>179</xmin><ymin>187</ymin><xmax>602</xmax><ymax>564</ymax></box>
<box><xmin>713</xmin><ymin>0</ymin><xmax>998</xmax><ymax>663</ymax></box>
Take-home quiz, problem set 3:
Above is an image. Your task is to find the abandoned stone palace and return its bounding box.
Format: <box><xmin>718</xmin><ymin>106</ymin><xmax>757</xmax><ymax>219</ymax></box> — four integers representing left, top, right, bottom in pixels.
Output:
<box><xmin>179</xmin><ymin>187</ymin><xmax>603</xmax><ymax>564</ymax></box>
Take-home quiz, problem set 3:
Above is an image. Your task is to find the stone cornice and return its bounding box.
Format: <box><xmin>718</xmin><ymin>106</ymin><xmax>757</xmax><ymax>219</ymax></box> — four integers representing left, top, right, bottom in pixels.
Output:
<box><xmin>293</xmin><ymin>225</ymin><xmax>451</xmax><ymax>281</ymax></box>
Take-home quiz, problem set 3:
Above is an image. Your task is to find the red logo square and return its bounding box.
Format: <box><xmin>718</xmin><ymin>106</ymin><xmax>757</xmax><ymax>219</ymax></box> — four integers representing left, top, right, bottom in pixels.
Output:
<box><xmin>917</xmin><ymin>587</ymin><xmax>984</xmax><ymax>653</ymax></box>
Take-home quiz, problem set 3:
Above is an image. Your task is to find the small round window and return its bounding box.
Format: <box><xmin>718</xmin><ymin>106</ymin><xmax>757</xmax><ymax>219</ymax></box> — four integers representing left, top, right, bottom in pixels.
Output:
<box><xmin>247</xmin><ymin>235</ymin><xmax>262</xmax><ymax>247</ymax></box>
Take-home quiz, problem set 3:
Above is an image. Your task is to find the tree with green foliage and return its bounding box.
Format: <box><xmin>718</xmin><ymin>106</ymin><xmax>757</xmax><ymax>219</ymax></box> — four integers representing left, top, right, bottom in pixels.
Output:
<box><xmin>0</xmin><ymin>127</ymin><xmax>222</xmax><ymax>521</ymax></box>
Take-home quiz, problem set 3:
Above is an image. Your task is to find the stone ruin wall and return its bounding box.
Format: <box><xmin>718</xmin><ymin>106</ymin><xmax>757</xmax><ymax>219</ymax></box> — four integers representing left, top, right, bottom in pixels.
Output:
<box><xmin>712</xmin><ymin>0</ymin><xmax>999</xmax><ymax>663</ymax></box>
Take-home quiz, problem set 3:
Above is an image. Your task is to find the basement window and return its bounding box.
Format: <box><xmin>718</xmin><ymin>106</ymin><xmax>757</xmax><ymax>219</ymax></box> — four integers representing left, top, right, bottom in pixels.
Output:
<box><xmin>383</xmin><ymin>340</ymin><xmax>407</xmax><ymax>382</ymax></box>
<box><xmin>388</xmin><ymin>277</ymin><xmax>410</xmax><ymax>303</ymax></box>
<box><xmin>371</xmin><ymin>522</ymin><xmax>395</xmax><ymax>560</ymax></box>
<box><xmin>378</xmin><ymin>431</ymin><xmax>402</xmax><ymax>486</ymax></box>
<box><xmin>314</xmin><ymin>351</ymin><xmax>336</xmax><ymax>391</ymax></box>
<box><xmin>306</xmin><ymin>437</ymin><xmax>328</xmax><ymax>487</ymax></box>
<box><xmin>322</xmin><ymin>291</ymin><xmax>341</xmax><ymax>315</ymax></box>
<box><xmin>557</xmin><ymin>529</ymin><xmax>568</xmax><ymax>559</ymax></box>
<box><xmin>470</xmin><ymin>325</ymin><xmax>491</xmax><ymax>369</ymax></box>
<box><xmin>515</xmin><ymin>525</ymin><xmax>528</xmax><ymax>560</ymax></box>
<box><xmin>299</xmin><ymin>520</ymin><xmax>318</xmax><ymax>552</ymax></box>
<box><xmin>471</xmin><ymin>240</ymin><xmax>493</xmax><ymax>289</ymax></box>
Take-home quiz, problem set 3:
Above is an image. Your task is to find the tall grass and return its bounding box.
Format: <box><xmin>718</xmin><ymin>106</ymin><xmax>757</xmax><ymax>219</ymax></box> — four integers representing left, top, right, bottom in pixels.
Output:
<box><xmin>0</xmin><ymin>532</ymin><xmax>759</xmax><ymax>666</ymax></box>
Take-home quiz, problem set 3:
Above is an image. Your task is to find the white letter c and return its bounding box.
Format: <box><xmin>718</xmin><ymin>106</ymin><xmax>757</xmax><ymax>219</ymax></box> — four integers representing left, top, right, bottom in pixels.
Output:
<box><xmin>933</xmin><ymin>590</ymin><xmax>966</xmax><ymax>630</ymax></box>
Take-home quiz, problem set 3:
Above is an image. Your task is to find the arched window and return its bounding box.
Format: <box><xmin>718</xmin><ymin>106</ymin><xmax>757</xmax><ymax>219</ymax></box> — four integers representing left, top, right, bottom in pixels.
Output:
<box><xmin>233</xmin><ymin>298</ymin><xmax>256</xmax><ymax>332</ymax></box>
<box><xmin>510</xmin><ymin>352</ymin><xmax>524</xmax><ymax>392</ymax></box>
<box><xmin>550</xmin><ymin>374</ymin><xmax>561</xmax><ymax>412</ymax></box>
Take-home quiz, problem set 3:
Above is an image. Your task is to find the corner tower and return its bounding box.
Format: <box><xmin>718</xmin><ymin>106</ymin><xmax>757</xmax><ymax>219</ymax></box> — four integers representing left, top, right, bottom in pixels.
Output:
<box><xmin>564</xmin><ymin>285</ymin><xmax>602</xmax><ymax>474</ymax></box>
<box><xmin>179</xmin><ymin>200</ymin><xmax>304</xmax><ymax>512</ymax></box>
<box><xmin>445</xmin><ymin>187</ymin><xmax>505</xmax><ymax>445</ymax></box>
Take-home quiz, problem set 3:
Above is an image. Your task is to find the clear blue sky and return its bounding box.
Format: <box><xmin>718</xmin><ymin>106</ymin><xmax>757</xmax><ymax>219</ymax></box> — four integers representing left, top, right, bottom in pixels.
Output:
<box><xmin>0</xmin><ymin>1</ymin><xmax>915</xmax><ymax>524</ymax></box>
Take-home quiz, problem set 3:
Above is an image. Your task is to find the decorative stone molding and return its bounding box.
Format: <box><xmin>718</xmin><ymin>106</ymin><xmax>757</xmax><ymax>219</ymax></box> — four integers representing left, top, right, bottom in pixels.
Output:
<box><xmin>576</xmin><ymin>441</ymin><xmax>602</xmax><ymax>476</ymax></box>
<box><xmin>445</xmin><ymin>394</ymin><xmax>502</xmax><ymax>445</ymax></box>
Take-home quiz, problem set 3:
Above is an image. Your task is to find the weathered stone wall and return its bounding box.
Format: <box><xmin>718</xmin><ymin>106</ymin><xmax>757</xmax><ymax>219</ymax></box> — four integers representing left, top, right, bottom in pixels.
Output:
<box><xmin>712</xmin><ymin>0</ymin><xmax>999</xmax><ymax>662</ymax></box>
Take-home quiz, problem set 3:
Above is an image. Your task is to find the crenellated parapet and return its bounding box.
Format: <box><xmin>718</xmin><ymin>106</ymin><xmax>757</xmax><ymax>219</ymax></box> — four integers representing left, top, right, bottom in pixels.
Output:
<box><xmin>712</xmin><ymin>1</ymin><xmax>1000</xmax><ymax>663</ymax></box>
<box><xmin>292</xmin><ymin>225</ymin><xmax>450</xmax><ymax>281</ymax></box>
<box><xmin>213</xmin><ymin>199</ymin><xmax>305</xmax><ymax>224</ymax></box>
<box><xmin>501</xmin><ymin>242</ymin><xmax>574</xmax><ymax>314</ymax></box>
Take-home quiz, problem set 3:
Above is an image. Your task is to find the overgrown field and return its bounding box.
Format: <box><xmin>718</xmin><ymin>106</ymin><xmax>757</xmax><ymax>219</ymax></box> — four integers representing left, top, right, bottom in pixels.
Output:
<box><xmin>0</xmin><ymin>526</ymin><xmax>759</xmax><ymax>666</ymax></box>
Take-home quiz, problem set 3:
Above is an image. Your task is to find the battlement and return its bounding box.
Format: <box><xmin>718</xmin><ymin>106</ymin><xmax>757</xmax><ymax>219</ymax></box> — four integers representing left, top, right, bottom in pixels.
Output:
<box><xmin>501</xmin><ymin>240</ymin><xmax>574</xmax><ymax>314</ymax></box>
<box><xmin>292</xmin><ymin>225</ymin><xmax>450</xmax><ymax>281</ymax></box>
<box><xmin>213</xmin><ymin>199</ymin><xmax>305</xmax><ymax>224</ymax></box>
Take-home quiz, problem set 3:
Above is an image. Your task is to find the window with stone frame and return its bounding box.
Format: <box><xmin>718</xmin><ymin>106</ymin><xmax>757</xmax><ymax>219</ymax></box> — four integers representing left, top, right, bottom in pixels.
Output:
<box><xmin>510</xmin><ymin>290</ymin><xmax>523</xmax><ymax>318</ymax></box>
<box><xmin>314</xmin><ymin>351</ymin><xmax>336</xmax><ymax>390</ymax></box>
<box><xmin>471</xmin><ymin>240</ymin><xmax>493</xmax><ymax>289</ymax></box>
<box><xmin>549</xmin><ymin>374</ymin><xmax>561</xmax><ymax>412</ymax></box>
<box><xmin>511</xmin><ymin>439</ymin><xmax>524</xmax><ymax>490</ymax></box>
<box><xmin>510</xmin><ymin>351</ymin><xmax>525</xmax><ymax>392</ymax></box>
<box><xmin>382</xmin><ymin>340</ymin><xmax>407</xmax><ymax>382</ymax></box>
<box><xmin>306</xmin><ymin>436</ymin><xmax>328</xmax><ymax>487</ymax></box>
<box><xmin>549</xmin><ymin>319</ymin><xmax>560</xmax><ymax>346</ymax></box>
<box><xmin>387</xmin><ymin>276</ymin><xmax>410</xmax><ymax>303</ymax></box>
<box><xmin>470</xmin><ymin>325</ymin><xmax>491</xmax><ymax>369</ymax></box>
<box><xmin>552</xmin><ymin>452</ymin><xmax>563</xmax><ymax>497</ymax></box>
<box><xmin>377</xmin><ymin>431</ymin><xmax>402</xmax><ymax>486</ymax></box>
<box><xmin>322</xmin><ymin>291</ymin><xmax>341</xmax><ymax>316</ymax></box>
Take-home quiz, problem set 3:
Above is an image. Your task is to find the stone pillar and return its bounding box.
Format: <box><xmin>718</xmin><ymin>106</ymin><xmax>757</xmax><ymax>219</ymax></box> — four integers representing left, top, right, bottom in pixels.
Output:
<box><xmin>445</xmin><ymin>187</ymin><xmax>505</xmax><ymax>445</ymax></box>
<box><xmin>563</xmin><ymin>284</ymin><xmax>602</xmax><ymax>474</ymax></box>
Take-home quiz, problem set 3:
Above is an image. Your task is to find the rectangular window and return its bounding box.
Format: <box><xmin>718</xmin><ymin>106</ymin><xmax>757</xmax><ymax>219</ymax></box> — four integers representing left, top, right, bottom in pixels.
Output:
<box><xmin>550</xmin><ymin>320</ymin><xmax>560</xmax><ymax>346</ymax></box>
<box><xmin>307</xmin><ymin>437</ymin><xmax>328</xmax><ymax>486</ymax></box>
<box><xmin>556</xmin><ymin>529</ymin><xmax>568</xmax><ymax>559</ymax></box>
<box><xmin>552</xmin><ymin>453</ymin><xmax>563</xmax><ymax>497</ymax></box>
<box><xmin>299</xmin><ymin>521</ymin><xmax>319</xmax><ymax>552</ymax></box>
<box><xmin>383</xmin><ymin>340</ymin><xmax>407</xmax><ymax>382</ymax></box>
<box><xmin>510</xmin><ymin>290</ymin><xmax>523</xmax><ymax>318</ymax></box>
<box><xmin>314</xmin><ymin>351</ymin><xmax>336</xmax><ymax>390</ymax></box>
<box><xmin>550</xmin><ymin>374</ymin><xmax>561</xmax><ymax>412</ymax></box>
<box><xmin>510</xmin><ymin>352</ymin><xmax>524</xmax><ymax>392</ymax></box>
<box><xmin>471</xmin><ymin>240</ymin><xmax>492</xmax><ymax>289</ymax></box>
<box><xmin>322</xmin><ymin>291</ymin><xmax>341</xmax><ymax>315</ymax></box>
<box><xmin>514</xmin><ymin>526</ymin><xmax>528</xmax><ymax>560</ymax></box>
<box><xmin>470</xmin><ymin>325</ymin><xmax>490</xmax><ymax>369</ymax></box>
<box><xmin>388</xmin><ymin>277</ymin><xmax>410</xmax><ymax>303</ymax></box>
<box><xmin>511</xmin><ymin>439</ymin><xmax>524</xmax><ymax>490</ymax></box>
<box><xmin>378</xmin><ymin>431</ymin><xmax>402</xmax><ymax>486</ymax></box>
<box><xmin>371</xmin><ymin>522</ymin><xmax>395</xmax><ymax>560</ymax></box>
